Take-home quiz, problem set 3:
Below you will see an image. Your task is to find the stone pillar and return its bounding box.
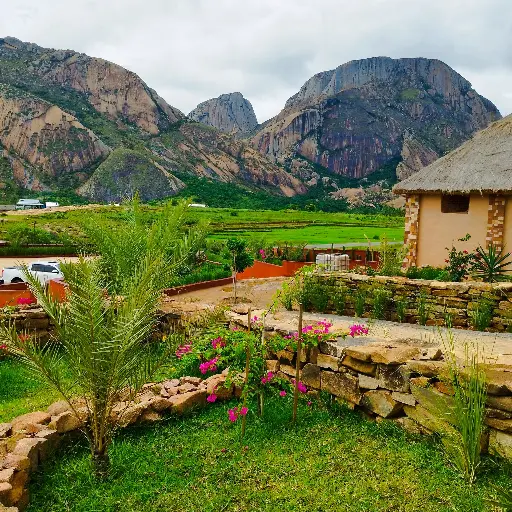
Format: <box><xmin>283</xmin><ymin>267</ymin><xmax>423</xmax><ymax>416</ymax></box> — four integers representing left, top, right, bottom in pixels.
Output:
<box><xmin>486</xmin><ymin>195</ymin><xmax>506</xmax><ymax>250</ymax></box>
<box><xmin>403</xmin><ymin>194</ymin><xmax>420</xmax><ymax>269</ymax></box>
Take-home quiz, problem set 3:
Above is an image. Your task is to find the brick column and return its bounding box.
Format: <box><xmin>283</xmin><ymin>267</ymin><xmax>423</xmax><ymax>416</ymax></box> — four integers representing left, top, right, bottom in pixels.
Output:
<box><xmin>403</xmin><ymin>194</ymin><xmax>420</xmax><ymax>269</ymax></box>
<box><xmin>486</xmin><ymin>195</ymin><xmax>506</xmax><ymax>250</ymax></box>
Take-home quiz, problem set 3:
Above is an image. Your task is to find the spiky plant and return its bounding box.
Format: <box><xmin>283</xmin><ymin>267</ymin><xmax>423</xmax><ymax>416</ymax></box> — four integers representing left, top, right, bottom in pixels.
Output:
<box><xmin>0</xmin><ymin>200</ymin><xmax>205</xmax><ymax>478</ymax></box>
<box><xmin>472</xmin><ymin>244</ymin><xmax>512</xmax><ymax>283</ymax></box>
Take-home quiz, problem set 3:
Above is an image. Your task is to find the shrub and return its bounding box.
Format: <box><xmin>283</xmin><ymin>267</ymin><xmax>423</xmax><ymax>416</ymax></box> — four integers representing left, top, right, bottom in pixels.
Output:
<box><xmin>310</xmin><ymin>280</ymin><xmax>330</xmax><ymax>312</ymax></box>
<box><xmin>471</xmin><ymin>244</ymin><xmax>512</xmax><ymax>282</ymax></box>
<box><xmin>468</xmin><ymin>299</ymin><xmax>494</xmax><ymax>331</ymax></box>
<box><xmin>371</xmin><ymin>286</ymin><xmax>391</xmax><ymax>320</ymax></box>
<box><xmin>406</xmin><ymin>265</ymin><xmax>450</xmax><ymax>281</ymax></box>
<box><xmin>443</xmin><ymin>334</ymin><xmax>487</xmax><ymax>484</ymax></box>
<box><xmin>445</xmin><ymin>234</ymin><xmax>474</xmax><ymax>282</ymax></box>
<box><xmin>395</xmin><ymin>297</ymin><xmax>407</xmax><ymax>323</ymax></box>
<box><xmin>332</xmin><ymin>284</ymin><xmax>347</xmax><ymax>316</ymax></box>
<box><xmin>353</xmin><ymin>288</ymin><xmax>367</xmax><ymax>317</ymax></box>
<box><xmin>377</xmin><ymin>235</ymin><xmax>406</xmax><ymax>276</ymax></box>
<box><xmin>417</xmin><ymin>290</ymin><xmax>430</xmax><ymax>325</ymax></box>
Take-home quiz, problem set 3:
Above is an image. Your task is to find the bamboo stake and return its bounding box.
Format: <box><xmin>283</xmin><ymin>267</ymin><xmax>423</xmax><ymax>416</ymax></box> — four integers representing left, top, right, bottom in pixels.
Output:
<box><xmin>292</xmin><ymin>303</ymin><xmax>303</xmax><ymax>423</ymax></box>
<box><xmin>241</xmin><ymin>308</ymin><xmax>251</xmax><ymax>437</ymax></box>
<box><xmin>258</xmin><ymin>312</ymin><xmax>266</xmax><ymax>417</ymax></box>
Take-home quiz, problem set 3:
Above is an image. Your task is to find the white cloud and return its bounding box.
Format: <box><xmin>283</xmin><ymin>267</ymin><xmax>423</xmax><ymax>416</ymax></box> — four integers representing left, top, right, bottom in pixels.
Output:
<box><xmin>2</xmin><ymin>0</ymin><xmax>511</xmax><ymax>121</ymax></box>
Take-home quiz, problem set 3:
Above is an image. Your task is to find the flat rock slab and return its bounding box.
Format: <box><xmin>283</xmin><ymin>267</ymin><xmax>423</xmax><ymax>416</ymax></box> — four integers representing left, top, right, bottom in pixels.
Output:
<box><xmin>361</xmin><ymin>390</ymin><xmax>403</xmax><ymax>418</ymax></box>
<box><xmin>11</xmin><ymin>412</ymin><xmax>50</xmax><ymax>433</ymax></box>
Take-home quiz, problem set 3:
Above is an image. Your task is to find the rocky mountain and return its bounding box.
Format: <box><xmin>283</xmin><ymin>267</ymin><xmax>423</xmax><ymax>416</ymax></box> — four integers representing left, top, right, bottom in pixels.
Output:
<box><xmin>251</xmin><ymin>57</ymin><xmax>501</xmax><ymax>186</ymax></box>
<box><xmin>0</xmin><ymin>37</ymin><xmax>303</xmax><ymax>202</ymax></box>
<box><xmin>189</xmin><ymin>92</ymin><xmax>258</xmax><ymax>136</ymax></box>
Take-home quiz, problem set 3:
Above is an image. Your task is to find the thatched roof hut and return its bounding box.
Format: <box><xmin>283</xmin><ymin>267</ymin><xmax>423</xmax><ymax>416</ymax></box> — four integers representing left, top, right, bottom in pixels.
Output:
<box><xmin>393</xmin><ymin>114</ymin><xmax>512</xmax><ymax>195</ymax></box>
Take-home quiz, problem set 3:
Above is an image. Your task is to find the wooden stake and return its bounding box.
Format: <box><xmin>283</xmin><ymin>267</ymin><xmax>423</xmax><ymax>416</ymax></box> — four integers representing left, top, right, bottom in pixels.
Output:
<box><xmin>292</xmin><ymin>303</ymin><xmax>303</xmax><ymax>423</ymax></box>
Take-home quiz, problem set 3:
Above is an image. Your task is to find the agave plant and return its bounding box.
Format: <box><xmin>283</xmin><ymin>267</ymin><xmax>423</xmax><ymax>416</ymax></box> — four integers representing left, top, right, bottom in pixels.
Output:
<box><xmin>0</xmin><ymin>200</ymin><xmax>205</xmax><ymax>478</ymax></box>
<box><xmin>472</xmin><ymin>244</ymin><xmax>512</xmax><ymax>283</ymax></box>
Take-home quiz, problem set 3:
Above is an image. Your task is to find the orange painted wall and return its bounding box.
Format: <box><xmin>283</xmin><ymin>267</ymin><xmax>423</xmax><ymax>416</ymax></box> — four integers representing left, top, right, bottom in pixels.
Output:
<box><xmin>417</xmin><ymin>194</ymin><xmax>489</xmax><ymax>267</ymax></box>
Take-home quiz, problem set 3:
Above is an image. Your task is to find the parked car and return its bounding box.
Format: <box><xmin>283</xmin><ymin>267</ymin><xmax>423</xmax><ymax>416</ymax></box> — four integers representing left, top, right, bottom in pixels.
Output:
<box><xmin>1</xmin><ymin>261</ymin><xmax>63</xmax><ymax>285</ymax></box>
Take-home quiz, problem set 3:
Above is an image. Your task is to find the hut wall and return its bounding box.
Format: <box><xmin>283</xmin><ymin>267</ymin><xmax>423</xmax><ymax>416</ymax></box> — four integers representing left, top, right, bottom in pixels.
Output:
<box><xmin>417</xmin><ymin>194</ymin><xmax>488</xmax><ymax>267</ymax></box>
<box><xmin>502</xmin><ymin>197</ymin><xmax>512</xmax><ymax>252</ymax></box>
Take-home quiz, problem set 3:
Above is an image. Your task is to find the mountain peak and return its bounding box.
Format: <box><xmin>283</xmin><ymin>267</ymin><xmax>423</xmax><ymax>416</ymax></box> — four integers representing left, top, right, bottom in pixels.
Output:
<box><xmin>188</xmin><ymin>92</ymin><xmax>258</xmax><ymax>136</ymax></box>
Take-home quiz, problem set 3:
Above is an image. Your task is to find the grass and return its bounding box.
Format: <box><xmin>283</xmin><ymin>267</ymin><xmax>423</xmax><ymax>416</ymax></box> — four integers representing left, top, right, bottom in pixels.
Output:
<box><xmin>27</xmin><ymin>397</ymin><xmax>509</xmax><ymax>512</ymax></box>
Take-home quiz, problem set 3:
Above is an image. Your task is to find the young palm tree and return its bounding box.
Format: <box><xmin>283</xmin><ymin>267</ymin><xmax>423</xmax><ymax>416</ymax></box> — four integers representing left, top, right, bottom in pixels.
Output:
<box><xmin>0</xmin><ymin>200</ymin><xmax>205</xmax><ymax>477</ymax></box>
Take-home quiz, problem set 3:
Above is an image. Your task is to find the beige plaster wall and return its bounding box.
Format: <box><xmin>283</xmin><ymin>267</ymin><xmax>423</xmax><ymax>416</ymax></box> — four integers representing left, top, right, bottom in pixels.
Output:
<box><xmin>503</xmin><ymin>198</ymin><xmax>512</xmax><ymax>252</ymax></box>
<box><xmin>417</xmin><ymin>194</ymin><xmax>489</xmax><ymax>267</ymax></box>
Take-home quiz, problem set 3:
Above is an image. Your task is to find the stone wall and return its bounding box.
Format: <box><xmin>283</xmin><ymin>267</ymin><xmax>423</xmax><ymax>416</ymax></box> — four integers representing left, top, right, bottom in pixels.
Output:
<box><xmin>314</xmin><ymin>272</ymin><xmax>512</xmax><ymax>331</ymax></box>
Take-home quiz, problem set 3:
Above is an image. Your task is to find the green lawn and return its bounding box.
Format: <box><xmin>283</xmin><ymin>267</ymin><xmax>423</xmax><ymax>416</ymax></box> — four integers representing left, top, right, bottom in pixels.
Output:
<box><xmin>28</xmin><ymin>397</ymin><xmax>508</xmax><ymax>512</ymax></box>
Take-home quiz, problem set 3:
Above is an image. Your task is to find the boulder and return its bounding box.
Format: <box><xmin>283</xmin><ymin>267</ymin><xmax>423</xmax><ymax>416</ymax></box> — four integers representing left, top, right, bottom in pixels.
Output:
<box><xmin>117</xmin><ymin>403</ymin><xmax>145</xmax><ymax>427</ymax></box>
<box><xmin>391</xmin><ymin>392</ymin><xmax>416</xmax><ymax>406</ymax></box>
<box><xmin>49</xmin><ymin>411</ymin><xmax>82</xmax><ymax>434</ymax></box>
<box><xmin>394</xmin><ymin>416</ymin><xmax>430</xmax><ymax>435</ymax></box>
<box><xmin>162</xmin><ymin>379</ymin><xmax>180</xmax><ymax>390</ymax></box>
<box><xmin>370</xmin><ymin>345</ymin><xmax>422</xmax><ymax>365</ymax></box>
<box><xmin>169</xmin><ymin>390</ymin><xmax>207</xmax><ymax>415</ymax></box>
<box><xmin>316</xmin><ymin>354</ymin><xmax>340</xmax><ymax>371</ymax></box>
<box><xmin>410</xmin><ymin>381</ymin><xmax>455</xmax><ymax>424</ymax></box>
<box><xmin>4</xmin><ymin>469</ymin><xmax>27</xmax><ymax>507</ymax></box>
<box><xmin>0</xmin><ymin>482</ymin><xmax>12</xmax><ymax>503</ymax></box>
<box><xmin>301</xmin><ymin>364</ymin><xmax>321</xmax><ymax>389</ymax></box>
<box><xmin>11</xmin><ymin>412</ymin><xmax>50</xmax><ymax>433</ymax></box>
<box><xmin>484</xmin><ymin>418</ymin><xmax>512</xmax><ymax>433</ymax></box>
<box><xmin>321</xmin><ymin>371</ymin><xmax>362</xmax><ymax>405</ymax></box>
<box><xmin>148</xmin><ymin>397</ymin><xmax>173</xmax><ymax>412</ymax></box>
<box><xmin>489</xmin><ymin>430</ymin><xmax>512</xmax><ymax>460</ymax></box>
<box><xmin>0</xmin><ymin>454</ymin><xmax>30</xmax><ymax>472</ymax></box>
<box><xmin>206</xmin><ymin>377</ymin><xmax>233</xmax><ymax>399</ymax></box>
<box><xmin>403</xmin><ymin>405</ymin><xmax>456</xmax><ymax>435</ymax></box>
<box><xmin>265</xmin><ymin>360</ymin><xmax>280</xmax><ymax>373</ymax></box>
<box><xmin>405</xmin><ymin>360</ymin><xmax>447</xmax><ymax>378</ymax></box>
<box><xmin>484</xmin><ymin>369</ymin><xmax>512</xmax><ymax>396</ymax></box>
<box><xmin>0</xmin><ymin>425</ymin><xmax>12</xmax><ymax>439</ymax></box>
<box><xmin>341</xmin><ymin>355</ymin><xmax>376</xmax><ymax>376</ymax></box>
<box><xmin>361</xmin><ymin>390</ymin><xmax>403</xmax><ymax>418</ymax></box>
<box><xmin>486</xmin><ymin>395</ymin><xmax>512</xmax><ymax>413</ymax></box>
<box><xmin>180</xmin><ymin>376</ymin><xmax>202</xmax><ymax>386</ymax></box>
<box><xmin>318</xmin><ymin>341</ymin><xmax>344</xmax><ymax>358</ymax></box>
<box><xmin>46</xmin><ymin>400</ymin><xmax>70</xmax><ymax>417</ymax></box>
<box><xmin>0</xmin><ymin>468</ymin><xmax>15</xmax><ymax>484</ymax></box>
<box><xmin>177</xmin><ymin>383</ymin><xmax>197</xmax><ymax>394</ymax></box>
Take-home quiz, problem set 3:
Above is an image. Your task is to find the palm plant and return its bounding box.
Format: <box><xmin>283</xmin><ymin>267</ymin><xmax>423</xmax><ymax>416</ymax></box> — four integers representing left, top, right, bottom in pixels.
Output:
<box><xmin>472</xmin><ymin>244</ymin><xmax>512</xmax><ymax>283</ymax></box>
<box><xmin>0</xmin><ymin>200</ymin><xmax>205</xmax><ymax>478</ymax></box>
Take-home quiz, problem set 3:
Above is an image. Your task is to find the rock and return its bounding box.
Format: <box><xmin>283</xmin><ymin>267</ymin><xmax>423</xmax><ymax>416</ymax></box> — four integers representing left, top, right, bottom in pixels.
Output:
<box><xmin>484</xmin><ymin>369</ymin><xmax>512</xmax><ymax>396</ymax></box>
<box><xmin>486</xmin><ymin>396</ymin><xmax>512</xmax><ymax>413</ymax></box>
<box><xmin>0</xmin><ymin>425</ymin><xmax>12</xmax><ymax>439</ymax></box>
<box><xmin>377</xmin><ymin>365</ymin><xmax>410</xmax><ymax>393</ymax></box>
<box><xmin>410</xmin><ymin>383</ymin><xmax>455</xmax><ymax>425</ymax></box>
<box><xmin>391</xmin><ymin>392</ymin><xmax>416</xmax><ymax>406</ymax></box>
<box><xmin>177</xmin><ymin>383</ymin><xmax>197</xmax><ymax>394</ymax></box>
<box><xmin>405</xmin><ymin>360</ymin><xmax>447</xmax><ymax>378</ymax></box>
<box><xmin>0</xmin><ymin>468</ymin><xmax>15</xmax><ymax>484</ymax></box>
<box><xmin>321</xmin><ymin>371</ymin><xmax>362</xmax><ymax>405</ymax></box>
<box><xmin>180</xmin><ymin>376</ymin><xmax>202</xmax><ymax>386</ymax></box>
<box><xmin>189</xmin><ymin>92</ymin><xmax>258</xmax><ymax>136</ymax></box>
<box><xmin>341</xmin><ymin>355</ymin><xmax>376</xmax><ymax>376</ymax></box>
<box><xmin>117</xmin><ymin>403</ymin><xmax>145</xmax><ymax>427</ymax></box>
<box><xmin>265</xmin><ymin>360</ymin><xmax>280</xmax><ymax>373</ymax></box>
<box><xmin>358</xmin><ymin>375</ymin><xmax>379</xmax><ymax>390</ymax></box>
<box><xmin>485</xmin><ymin>408</ymin><xmax>512</xmax><ymax>420</ymax></box>
<box><xmin>279</xmin><ymin>364</ymin><xmax>296</xmax><ymax>377</ymax></box>
<box><xmin>361</xmin><ymin>390</ymin><xmax>403</xmax><ymax>418</ymax></box>
<box><xmin>403</xmin><ymin>405</ymin><xmax>456</xmax><ymax>435</ymax></box>
<box><xmin>370</xmin><ymin>345</ymin><xmax>422</xmax><ymax>365</ymax></box>
<box><xmin>0</xmin><ymin>482</ymin><xmax>12</xmax><ymax>502</ymax></box>
<box><xmin>139</xmin><ymin>410</ymin><xmax>161</xmax><ymax>423</ymax></box>
<box><xmin>148</xmin><ymin>397</ymin><xmax>173</xmax><ymax>412</ymax></box>
<box><xmin>48</xmin><ymin>411</ymin><xmax>81</xmax><ymax>434</ymax></box>
<box><xmin>489</xmin><ymin>430</ymin><xmax>512</xmax><ymax>460</ymax></box>
<box><xmin>301</xmin><ymin>364</ymin><xmax>321</xmax><ymax>389</ymax></box>
<box><xmin>276</xmin><ymin>350</ymin><xmax>294</xmax><ymax>364</ymax></box>
<box><xmin>169</xmin><ymin>390</ymin><xmax>207</xmax><ymax>415</ymax></box>
<box><xmin>316</xmin><ymin>354</ymin><xmax>340</xmax><ymax>371</ymax></box>
<box><xmin>206</xmin><ymin>377</ymin><xmax>233</xmax><ymax>399</ymax></box>
<box><xmin>416</xmin><ymin>347</ymin><xmax>443</xmax><ymax>361</ymax></box>
<box><xmin>318</xmin><ymin>341</ymin><xmax>344</xmax><ymax>358</ymax></box>
<box><xmin>484</xmin><ymin>418</ymin><xmax>512</xmax><ymax>433</ymax></box>
<box><xmin>162</xmin><ymin>379</ymin><xmax>180</xmax><ymax>390</ymax></box>
<box><xmin>4</xmin><ymin>469</ymin><xmax>27</xmax><ymax>507</ymax></box>
<box><xmin>433</xmin><ymin>380</ymin><xmax>454</xmax><ymax>395</ymax></box>
<box><xmin>46</xmin><ymin>400</ymin><xmax>70</xmax><ymax>417</ymax></box>
<box><xmin>0</xmin><ymin>454</ymin><xmax>30</xmax><ymax>472</ymax></box>
<box><xmin>394</xmin><ymin>417</ymin><xmax>430</xmax><ymax>435</ymax></box>
<box><xmin>11</xmin><ymin>412</ymin><xmax>50</xmax><ymax>433</ymax></box>
<box><xmin>13</xmin><ymin>438</ymin><xmax>47</xmax><ymax>471</ymax></box>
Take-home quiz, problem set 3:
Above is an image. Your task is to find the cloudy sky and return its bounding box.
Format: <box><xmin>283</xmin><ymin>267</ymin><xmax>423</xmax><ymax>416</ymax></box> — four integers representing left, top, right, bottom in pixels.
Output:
<box><xmin>2</xmin><ymin>0</ymin><xmax>511</xmax><ymax>122</ymax></box>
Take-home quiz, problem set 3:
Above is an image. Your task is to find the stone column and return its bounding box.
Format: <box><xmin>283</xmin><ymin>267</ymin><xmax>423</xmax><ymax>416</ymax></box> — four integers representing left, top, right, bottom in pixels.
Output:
<box><xmin>402</xmin><ymin>194</ymin><xmax>420</xmax><ymax>269</ymax></box>
<box><xmin>486</xmin><ymin>195</ymin><xmax>506</xmax><ymax>250</ymax></box>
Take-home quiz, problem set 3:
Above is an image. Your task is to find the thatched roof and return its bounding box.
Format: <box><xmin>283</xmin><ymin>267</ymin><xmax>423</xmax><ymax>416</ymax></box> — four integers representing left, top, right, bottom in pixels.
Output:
<box><xmin>393</xmin><ymin>114</ymin><xmax>512</xmax><ymax>195</ymax></box>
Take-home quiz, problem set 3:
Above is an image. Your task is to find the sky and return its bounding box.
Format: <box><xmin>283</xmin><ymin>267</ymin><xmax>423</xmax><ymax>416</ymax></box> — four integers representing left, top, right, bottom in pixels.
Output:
<box><xmin>2</xmin><ymin>0</ymin><xmax>511</xmax><ymax>123</ymax></box>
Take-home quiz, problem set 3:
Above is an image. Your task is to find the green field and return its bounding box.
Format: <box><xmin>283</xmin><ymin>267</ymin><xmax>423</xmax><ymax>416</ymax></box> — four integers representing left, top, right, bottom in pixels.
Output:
<box><xmin>0</xmin><ymin>206</ymin><xmax>404</xmax><ymax>248</ymax></box>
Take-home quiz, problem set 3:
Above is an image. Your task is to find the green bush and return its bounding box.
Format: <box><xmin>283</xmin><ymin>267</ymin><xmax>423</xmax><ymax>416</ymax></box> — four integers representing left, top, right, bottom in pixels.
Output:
<box><xmin>406</xmin><ymin>266</ymin><xmax>450</xmax><ymax>281</ymax></box>
<box><xmin>332</xmin><ymin>284</ymin><xmax>347</xmax><ymax>316</ymax></box>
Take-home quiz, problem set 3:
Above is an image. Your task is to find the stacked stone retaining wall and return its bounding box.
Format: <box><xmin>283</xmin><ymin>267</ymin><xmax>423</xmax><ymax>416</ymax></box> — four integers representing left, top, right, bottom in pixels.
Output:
<box><xmin>314</xmin><ymin>272</ymin><xmax>512</xmax><ymax>331</ymax></box>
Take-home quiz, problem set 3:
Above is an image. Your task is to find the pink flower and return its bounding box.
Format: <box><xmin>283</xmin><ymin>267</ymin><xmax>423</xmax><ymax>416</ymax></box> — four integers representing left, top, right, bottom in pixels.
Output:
<box><xmin>228</xmin><ymin>409</ymin><xmax>238</xmax><ymax>422</ymax></box>
<box><xmin>17</xmin><ymin>297</ymin><xmax>35</xmax><ymax>305</ymax></box>
<box><xmin>259</xmin><ymin>249</ymin><xmax>267</xmax><ymax>260</ymax></box>
<box><xmin>175</xmin><ymin>343</ymin><xmax>192</xmax><ymax>359</ymax></box>
<box><xmin>280</xmin><ymin>390</ymin><xmax>287</xmax><ymax>397</ymax></box>
<box><xmin>298</xmin><ymin>382</ymin><xmax>307</xmax><ymax>394</ymax></box>
<box><xmin>267</xmin><ymin>371</ymin><xmax>274</xmax><ymax>380</ymax></box>
<box><xmin>0</xmin><ymin>344</ymin><xmax>7</xmax><ymax>351</ymax></box>
<box><xmin>252</xmin><ymin>316</ymin><xmax>259</xmax><ymax>322</ymax></box>
<box><xmin>211</xmin><ymin>337</ymin><xmax>226</xmax><ymax>350</ymax></box>
<box><xmin>207</xmin><ymin>393</ymin><xmax>217</xmax><ymax>403</ymax></box>
<box><xmin>199</xmin><ymin>357</ymin><xmax>219</xmax><ymax>374</ymax></box>
<box><xmin>349</xmin><ymin>324</ymin><xmax>369</xmax><ymax>338</ymax></box>
<box><xmin>307</xmin><ymin>401</ymin><xmax>312</xmax><ymax>407</ymax></box>
<box><xmin>240</xmin><ymin>407</ymin><xmax>248</xmax><ymax>416</ymax></box>
<box><xmin>261</xmin><ymin>376</ymin><xmax>268</xmax><ymax>384</ymax></box>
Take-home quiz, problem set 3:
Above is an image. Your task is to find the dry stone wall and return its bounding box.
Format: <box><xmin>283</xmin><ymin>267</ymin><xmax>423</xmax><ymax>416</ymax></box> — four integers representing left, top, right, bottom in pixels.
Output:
<box><xmin>315</xmin><ymin>272</ymin><xmax>512</xmax><ymax>331</ymax></box>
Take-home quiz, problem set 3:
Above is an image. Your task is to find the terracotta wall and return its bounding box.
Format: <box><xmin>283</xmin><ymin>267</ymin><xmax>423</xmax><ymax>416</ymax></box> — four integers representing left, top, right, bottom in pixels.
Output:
<box><xmin>417</xmin><ymin>194</ymin><xmax>489</xmax><ymax>267</ymax></box>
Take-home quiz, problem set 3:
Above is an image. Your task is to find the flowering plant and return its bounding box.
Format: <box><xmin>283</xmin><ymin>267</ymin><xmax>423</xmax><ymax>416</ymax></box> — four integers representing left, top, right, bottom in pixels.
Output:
<box><xmin>445</xmin><ymin>234</ymin><xmax>474</xmax><ymax>282</ymax></box>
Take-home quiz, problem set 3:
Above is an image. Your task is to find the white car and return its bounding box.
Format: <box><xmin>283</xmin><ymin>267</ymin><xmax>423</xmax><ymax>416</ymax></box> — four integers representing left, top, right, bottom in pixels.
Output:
<box><xmin>1</xmin><ymin>260</ymin><xmax>64</xmax><ymax>285</ymax></box>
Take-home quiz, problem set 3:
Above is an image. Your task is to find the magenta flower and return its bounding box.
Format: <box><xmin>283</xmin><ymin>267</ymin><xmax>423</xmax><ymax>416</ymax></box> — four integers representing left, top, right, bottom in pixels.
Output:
<box><xmin>207</xmin><ymin>393</ymin><xmax>217</xmax><ymax>403</ymax></box>
<box><xmin>199</xmin><ymin>357</ymin><xmax>219</xmax><ymax>374</ymax></box>
<box><xmin>17</xmin><ymin>297</ymin><xmax>35</xmax><ymax>305</ymax></box>
<box><xmin>175</xmin><ymin>343</ymin><xmax>192</xmax><ymax>359</ymax></box>
<box><xmin>280</xmin><ymin>390</ymin><xmax>287</xmax><ymax>397</ymax></box>
<box><xmin>259</xmin><ymin>249</ymin><xmax>266</xmax><ymax>260</ymax></box>
<box><xmin>240</xmin><ymin>407</ymin><xmax>248</xmax><ymax>416</ymax></box>
<box><xmin>307</xmin><ymin>401</ymin><xmax>312</xmax><ymax>407</ymax></box>
<box><xmin>228</xmin><ymin>409</ymin><xmax>238</xmax><ymax>422</ymax></box>
<box><xmin>211</xmin><ymin>337</ymin><xmax>226</xmax><ymax>350</ymax></box>
<box><xmin>349</xmin><ymin>324</ymin><xmax>369</xmax><ymax>337</ymax></box>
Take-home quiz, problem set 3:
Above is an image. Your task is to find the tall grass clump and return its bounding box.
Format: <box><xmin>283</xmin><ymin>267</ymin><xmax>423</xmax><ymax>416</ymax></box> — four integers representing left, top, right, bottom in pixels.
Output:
<box><xmin>442</xmin><ymin>332</ymin><xmax>487</xmax><ymax>484</ymax></box>
<box><xmin>371</xmin><ymin>285</ymin><xmax>391</xmax><ymax>320</ymax></box>
<box><xmin>417</xmin><ymin>290</ymin><xmax>430</xmax><ymax>325</ymax></box>
<box><xmin>332</xmin><ymin>284</ymin><xmax>347</xmax><ymax>316</ymax></box>
<box><xmin>395</xmin><ymin>297</ymin><xmax>407</xmax><ymax>323</ymax></box>
<box><xmin>353</xmin><ymin>288</ymin><xmax>367</xmax><ymax>317</ymax></box>
<box><xmin>469</xmin><ymin>299</ymin><xmax>494</xmax><ymax>331</ymax></box>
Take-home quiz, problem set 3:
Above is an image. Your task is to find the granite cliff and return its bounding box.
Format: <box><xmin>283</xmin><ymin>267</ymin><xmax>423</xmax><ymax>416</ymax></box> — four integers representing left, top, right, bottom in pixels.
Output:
<box><xmin>0</xmin><ymin>37</ymin><xmax>303</xmax><ymax>202</ymax></box>
<box><xmin>251</xmin><ymin>57</ymin><xmax>501</xmax><ymax>184</ymax></box>
<box><xmin>189</xmin><ymin>92</ymin><xmax>258</xmax><ymax>136</ymax></box>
